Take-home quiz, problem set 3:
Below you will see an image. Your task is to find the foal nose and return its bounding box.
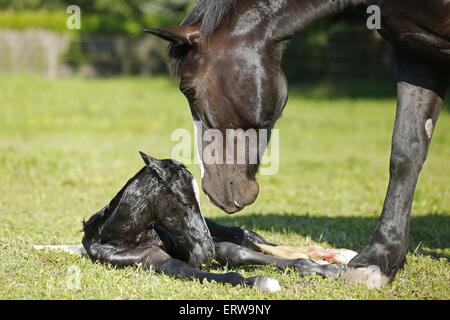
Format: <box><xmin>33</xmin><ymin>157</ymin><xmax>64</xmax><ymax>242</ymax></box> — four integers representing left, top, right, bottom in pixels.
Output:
<box><xmin>189</xmin><ymin>239</ymin><xmax>215</xmax><ymax>267</ymax></box>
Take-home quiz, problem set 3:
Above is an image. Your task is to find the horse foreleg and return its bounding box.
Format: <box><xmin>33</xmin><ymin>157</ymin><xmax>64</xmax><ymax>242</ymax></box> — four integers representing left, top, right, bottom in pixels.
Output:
<box><xmin>344</xmin><ymin>50</ymin><xmax>447</xmax><ymax>288</ymax></box>
<box><xmin>215</xmin><ymin>242</ymin><xmax>346</xmax><ymax>278</ymax></box>
<box><xmin>83</xmin><ymin>239</ymin><xmax>280</xmax><ymax>292</ymax></box>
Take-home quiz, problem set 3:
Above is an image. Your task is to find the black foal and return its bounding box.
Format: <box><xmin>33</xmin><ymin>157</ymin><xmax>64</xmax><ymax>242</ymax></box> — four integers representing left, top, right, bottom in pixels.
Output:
<box><xmin>82</xmin><ymin>152</ymin><xmax>345</xmax><ymax>291</ymax></box>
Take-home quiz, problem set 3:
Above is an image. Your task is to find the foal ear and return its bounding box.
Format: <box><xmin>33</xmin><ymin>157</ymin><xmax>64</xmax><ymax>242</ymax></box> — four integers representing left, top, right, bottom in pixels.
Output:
<box><xmin>143</xmin><ymin>26</ymin><xmax>200</xmax><ymax>46</ymax></box>
<box><xmin>139</xmin><ymin>151</ymin><xmax>166</xmax><ymax>180</ymax></box>
<box><xmin>139</xmin><ymin>151</ymin><xmax>156</xmax><ymax>166</ymax></box>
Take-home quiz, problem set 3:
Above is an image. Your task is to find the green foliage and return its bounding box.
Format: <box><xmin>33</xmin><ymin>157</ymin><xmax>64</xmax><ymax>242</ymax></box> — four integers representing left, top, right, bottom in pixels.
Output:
<box><xmin>0</xmin><ymin>75</ymin><xmax>449</xmax><ymax>299</ymax></box>
<box><xmin>0</xmin><ymin>0</ymin><xmax>64</xmax><ymax>10</ymax></box>
<box><xmin>0</xmin><ymin>10</ymin><xmax>183</xmax><ymax>34</ymax></box>
<box><xmin>0</xmin><ymin>10</ymin><xmax>67</xmax><ymax>31</ymax></box>
<box><xmin>0</xmin><ymin>0</ymin><xmax>193</xmax><ymax>33</ymax></box>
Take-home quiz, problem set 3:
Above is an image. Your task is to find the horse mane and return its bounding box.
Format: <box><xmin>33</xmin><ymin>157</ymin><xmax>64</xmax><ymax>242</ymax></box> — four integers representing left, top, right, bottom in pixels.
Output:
<box><xmin>168</xmin><ymin>0</ymin><xmax>237</xmax><ymax>77</ymax></box>
<box><xmin>181</xmin><ymin>0</ymin><xmax>237</xmax><ymax>39</ymax></box>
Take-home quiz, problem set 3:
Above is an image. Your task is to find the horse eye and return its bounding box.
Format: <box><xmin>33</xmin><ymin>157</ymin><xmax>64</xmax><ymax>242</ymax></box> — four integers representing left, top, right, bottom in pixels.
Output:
<box><xmin>181</xmin><ymin>87</ymin><xmax>197</xmax><ymax>98</ymax></box>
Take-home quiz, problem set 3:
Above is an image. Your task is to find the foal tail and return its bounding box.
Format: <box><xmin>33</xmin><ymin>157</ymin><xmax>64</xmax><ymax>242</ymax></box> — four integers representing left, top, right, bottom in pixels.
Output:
<box><xmin>33</xmin><ymin>217</ymin><xmax>91</xmax><ymax>257</ymax></box>
<box><xmin>33</xmin><ymin>207</ymin><xmax>111</xmax><ymax>257</ymax></box>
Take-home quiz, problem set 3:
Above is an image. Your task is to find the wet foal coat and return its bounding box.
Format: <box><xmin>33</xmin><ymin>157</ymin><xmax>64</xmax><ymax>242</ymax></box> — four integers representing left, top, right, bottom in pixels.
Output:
<box><xmin>82</xmin><ymin>153</ymin><xmax>344</xmax><ymax>291</ymax></box>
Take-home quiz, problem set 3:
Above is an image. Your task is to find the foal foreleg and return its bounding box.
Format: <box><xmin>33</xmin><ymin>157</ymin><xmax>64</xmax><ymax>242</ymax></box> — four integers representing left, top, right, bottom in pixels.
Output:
<box><xmin>345</xmin><ymin>51</ymin><xmax>447</xmax><ymax>288</ymax></box>
<box><xmin>215</xmin><ymin>242</ymin><xmax>346</xmax><ymax>278</ymax></box>
<box><xmin>84</xmin><ymin>241</ymin><xmax>280</xmax><ymax>292</ymax></box>
<box><xmin>154</xmin><ymin>253</ymin><xmax>281</xmax><ymax>292</ymax></box>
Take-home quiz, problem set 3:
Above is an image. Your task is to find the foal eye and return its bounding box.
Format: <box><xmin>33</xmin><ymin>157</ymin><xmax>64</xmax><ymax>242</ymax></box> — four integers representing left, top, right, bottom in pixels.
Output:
<box><xmin>181</xmin><ymin>87</ymin><xmax>197</xmax><ymax>99</ymax></box>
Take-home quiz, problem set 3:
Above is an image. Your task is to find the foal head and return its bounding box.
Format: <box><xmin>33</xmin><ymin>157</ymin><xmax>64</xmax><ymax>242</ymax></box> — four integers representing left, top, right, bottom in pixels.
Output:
<box><xmin>140</xmin><ymin>152</ymin><xmax>215</xmax><ymax>267</ymax></box>
<box><xmin>146</xmin><ymin>0</ymin><xmax>288</xmax><ymax>213</ymax></box>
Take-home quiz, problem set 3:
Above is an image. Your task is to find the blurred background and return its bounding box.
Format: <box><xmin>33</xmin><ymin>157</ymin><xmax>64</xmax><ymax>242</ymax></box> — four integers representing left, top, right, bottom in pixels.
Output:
<box><xmin>1</xmin><ymin>1</ymin><xmax>449</xmax><ymax>299</ymax></box>
<box><xmin>0</xmin><ymin>0</ymin><xmax>396</xmax><ymax>95</ymax></box>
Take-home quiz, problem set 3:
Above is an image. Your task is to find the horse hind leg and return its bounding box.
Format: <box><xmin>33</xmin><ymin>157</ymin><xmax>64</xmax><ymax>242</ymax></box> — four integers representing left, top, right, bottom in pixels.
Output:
<box><xmin>82</xmin><ymin>238</ymin><xmax>281</xmax><ymax>292</ymax></box>
<box><xmin>215</xmin><ymin>241</ymin><xmax>346</xmax><ymax>279</ymax></box>
<box><xmin>206</xmin><ymin>219</ymin><xmax>357</xmax><ymax>264</ymax></box>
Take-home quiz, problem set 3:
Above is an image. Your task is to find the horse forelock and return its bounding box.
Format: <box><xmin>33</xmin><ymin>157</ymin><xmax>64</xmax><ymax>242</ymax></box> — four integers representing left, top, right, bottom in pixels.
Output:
<box><xmin>182</xmin><ymin>0</ymin><xmax>237</xmax><ymax>38</ymax></box>
<box><xmin>168</xmin><ymin>0</ymin><xmax>237</xmax><ymax>78</ymax></box>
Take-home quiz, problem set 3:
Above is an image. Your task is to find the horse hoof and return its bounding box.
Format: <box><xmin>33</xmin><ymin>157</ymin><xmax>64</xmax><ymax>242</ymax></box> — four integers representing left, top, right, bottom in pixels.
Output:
<box><xmin>341</xmin><ymin>265</ymin><xmax>390</xmax><ymax>289</ymax></box>
<box><xmin>249</xmin><ymin>276</ymin><xmax>281</xmax><ymax>293</ymax></box>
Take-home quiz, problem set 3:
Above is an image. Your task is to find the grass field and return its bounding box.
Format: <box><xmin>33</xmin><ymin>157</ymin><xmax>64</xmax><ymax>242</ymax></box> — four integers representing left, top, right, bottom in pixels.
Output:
<box><xmin>0</xmin><ymin>75</ymin><xmax>449</xmax><ymax>299</ymax></box>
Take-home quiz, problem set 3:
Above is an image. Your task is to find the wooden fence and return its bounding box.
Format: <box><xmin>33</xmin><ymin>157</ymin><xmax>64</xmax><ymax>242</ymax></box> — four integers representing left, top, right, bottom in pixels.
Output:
<box><xmin>0</xmin><ymin>26</ymin><xmax>395</xmax><ymax>82</ymax></box>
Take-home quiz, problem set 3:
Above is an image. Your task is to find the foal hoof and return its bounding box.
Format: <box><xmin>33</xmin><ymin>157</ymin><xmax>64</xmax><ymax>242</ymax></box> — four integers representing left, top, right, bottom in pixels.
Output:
<box><xmin>318</xmin><ymin>263</ymin><xmax>348</xmax><ymax>278</ymax></box>
<box><xmin>247</xmin><ymin>276</ymin><xmax>281</xmax><ymax>293</ymax></box>
<box><xmin>341</xmin><ymin>266</ymin><xmax>390</xmax><ymax>289</ymax></box>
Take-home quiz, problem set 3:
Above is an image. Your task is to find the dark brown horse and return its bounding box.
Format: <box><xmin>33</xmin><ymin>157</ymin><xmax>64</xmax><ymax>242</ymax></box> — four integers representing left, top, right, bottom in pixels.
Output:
<box><xmin>145</xmin><ymin>0</ymin><xmax>449</xmax><ymax>287</ymax></box>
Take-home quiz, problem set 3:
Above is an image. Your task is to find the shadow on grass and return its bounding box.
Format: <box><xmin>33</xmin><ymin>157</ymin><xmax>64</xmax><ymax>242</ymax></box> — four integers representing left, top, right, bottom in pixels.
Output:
<box><xmin>210</xmin><ymin>213</ymin><xmax>450</xmax><ymax>261</ymax></box>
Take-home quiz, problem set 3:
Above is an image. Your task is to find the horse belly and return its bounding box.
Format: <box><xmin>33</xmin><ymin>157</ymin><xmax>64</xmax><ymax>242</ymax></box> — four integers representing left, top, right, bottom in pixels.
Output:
<box><xmin>380</xmin><ymin>0</ymin><xmax>450</xmax><ymax>66</ymax></box>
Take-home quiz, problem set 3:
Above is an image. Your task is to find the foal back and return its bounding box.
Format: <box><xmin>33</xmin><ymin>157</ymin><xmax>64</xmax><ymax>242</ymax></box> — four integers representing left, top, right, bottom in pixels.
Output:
<box><xmin>82</xmin><ymin>167</ymin><xmax>167</xmax><ymax>258</ymax></box>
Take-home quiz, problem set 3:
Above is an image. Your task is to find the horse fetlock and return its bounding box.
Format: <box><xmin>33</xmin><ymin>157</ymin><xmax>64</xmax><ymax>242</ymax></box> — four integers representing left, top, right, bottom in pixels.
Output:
<box><xmin>347</xmin><ymin>241</ymin><xmax>407</xmax><ymax>285</ymax></box>
<box><xmin>223</xmin><ymin>271</ymin><xmax>246</xmax><ymax>286</ymax></box>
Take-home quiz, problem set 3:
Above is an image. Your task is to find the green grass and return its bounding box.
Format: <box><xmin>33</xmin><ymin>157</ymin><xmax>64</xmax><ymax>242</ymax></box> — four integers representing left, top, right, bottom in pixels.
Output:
<box><xmin>0</xmin><ymin>75</ymin><xmax>449</xmax><ymax>299</ymax></box>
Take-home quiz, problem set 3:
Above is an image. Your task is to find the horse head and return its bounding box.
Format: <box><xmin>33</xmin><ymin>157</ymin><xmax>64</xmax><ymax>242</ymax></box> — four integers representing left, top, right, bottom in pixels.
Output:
<box><xmin>145</xmin><ymin>1</ymin><xmax>289</xmax><ymax>213</ymax></box>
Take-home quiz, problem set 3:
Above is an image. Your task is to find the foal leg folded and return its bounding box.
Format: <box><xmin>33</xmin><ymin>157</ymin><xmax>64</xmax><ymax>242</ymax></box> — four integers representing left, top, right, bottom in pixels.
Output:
<box><xmin>83</xmin><ymin>240</ymin><xmax>280</xmax><ymax>292</ymax></box>
<box><xmin>206</xmin><ymin>219</ymin><xmax>275</xmax><ymax>251</ymax></box>
<box><xmin>206</xmin><ymin>219</ymin><xmax>356</xmax><ymax>264</ymax></box>
<box><xmin>215</xmin><ymin>242</ymin><xmax>346</xmax><ymax>278</ymax></box>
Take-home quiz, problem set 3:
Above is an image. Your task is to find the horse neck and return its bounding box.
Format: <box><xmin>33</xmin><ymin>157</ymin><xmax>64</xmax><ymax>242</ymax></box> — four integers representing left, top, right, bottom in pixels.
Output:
<box><xmin>229</xmin><ymin>0</ymin><xmax>370</xmax><ymax>41</ymax></box>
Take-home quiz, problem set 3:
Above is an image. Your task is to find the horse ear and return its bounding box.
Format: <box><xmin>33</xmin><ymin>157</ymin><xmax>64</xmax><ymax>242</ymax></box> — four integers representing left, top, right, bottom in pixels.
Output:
<box><xmin>143</xmin><ymin>26</ymin><xmax>200</xmax><ymax>46</ymax></box>
<box><xmin>139</xmin><ymin>151</ymin><xmax>156</xmax><ymax>166</ymax></box>
<box><xmin>139</xmin><ymin>151</ymin><xmax>166</xmax><ymax>180</ymax></box>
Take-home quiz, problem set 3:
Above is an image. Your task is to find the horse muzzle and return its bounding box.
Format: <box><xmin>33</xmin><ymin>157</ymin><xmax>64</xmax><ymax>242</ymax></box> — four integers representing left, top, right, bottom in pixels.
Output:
<box><xmin>202</xmin><ymin>164</ymin><xmax>259</xmax><ymax>213</ymax></box>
